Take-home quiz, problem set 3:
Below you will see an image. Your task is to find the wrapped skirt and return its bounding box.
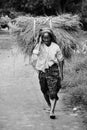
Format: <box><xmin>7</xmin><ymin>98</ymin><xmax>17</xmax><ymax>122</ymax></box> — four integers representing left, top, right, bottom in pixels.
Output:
<box><xmin>38</xmin><ymin>63</ymin><xmax>61</xmax><ymax>100</ymax></box>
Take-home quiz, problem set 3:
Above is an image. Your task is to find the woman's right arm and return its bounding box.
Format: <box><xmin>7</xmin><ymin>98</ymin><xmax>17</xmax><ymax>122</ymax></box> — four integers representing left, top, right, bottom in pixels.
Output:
<box><xmin>33</xmin><ymin>37</ymin><xmax>42</xmax><ymax>55</ymax></box>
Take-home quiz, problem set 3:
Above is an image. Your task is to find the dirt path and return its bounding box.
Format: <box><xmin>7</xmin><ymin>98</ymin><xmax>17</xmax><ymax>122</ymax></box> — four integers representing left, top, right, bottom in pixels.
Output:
<box><xmin>0</xmin><ymin>34</ymin><xmax>84</xmax><ymax>130</ymax></box>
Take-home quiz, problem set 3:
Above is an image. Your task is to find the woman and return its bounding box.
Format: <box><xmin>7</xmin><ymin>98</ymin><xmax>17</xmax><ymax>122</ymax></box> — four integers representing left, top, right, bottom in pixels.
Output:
<box><xmin>32</xmin><ymin>28</ymin><xmax>64</xmax><ymax>119</ymax></box>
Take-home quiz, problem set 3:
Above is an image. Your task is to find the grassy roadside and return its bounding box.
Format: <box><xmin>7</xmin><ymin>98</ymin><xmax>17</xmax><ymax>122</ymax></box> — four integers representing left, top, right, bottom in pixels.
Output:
<box><xmin>62</xmin><ymin>49</ymin><xmax>87</xmax><ymax>127</ymax></box>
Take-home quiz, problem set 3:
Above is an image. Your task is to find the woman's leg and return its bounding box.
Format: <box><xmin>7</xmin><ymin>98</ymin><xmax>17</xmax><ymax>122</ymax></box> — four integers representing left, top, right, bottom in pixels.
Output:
<box><xmin>38</xmin><ymin>71</ymin><xmax>51</xmax><ymax>108</ymax></box>
<box><xmin>47</xmin><ymin>76</ymin><xmax>61</xmax><ymax>118</ymax></box>
<box><xmin>43</xmin><ymin>93</ymin><xmax>51</xmax><ymax>108</ymax></box>
<box><xmin>50</xmin><ymin>98</ymin><xmax>57</xmax><ymax>118</ymax></box>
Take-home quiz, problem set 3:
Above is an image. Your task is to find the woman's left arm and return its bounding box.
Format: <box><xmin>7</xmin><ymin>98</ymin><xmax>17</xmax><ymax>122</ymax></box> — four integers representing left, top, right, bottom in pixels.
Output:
<box><xmin>59</xmin><ymin>59</ymin><xmax>64</xmax><ymax>80</ymax></box>
<box><xmin>56</xmin><ymin>47</ymin><xmax>64</xmax><ymax>80</ymax></box>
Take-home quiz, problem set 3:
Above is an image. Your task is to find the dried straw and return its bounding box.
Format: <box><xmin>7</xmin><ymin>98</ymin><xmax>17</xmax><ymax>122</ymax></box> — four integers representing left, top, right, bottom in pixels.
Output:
<box><xmin>12</xmin><ymin>14</ymin><xmax>81</xmax><ymax>59</ymax></box>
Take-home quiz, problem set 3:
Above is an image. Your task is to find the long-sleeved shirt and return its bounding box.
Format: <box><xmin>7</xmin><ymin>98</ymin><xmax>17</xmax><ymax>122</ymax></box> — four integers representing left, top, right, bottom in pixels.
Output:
<box><xmin>32</xmin><ymin>42</ymin><xmax>63</xmax><ymax>72</ymax></box>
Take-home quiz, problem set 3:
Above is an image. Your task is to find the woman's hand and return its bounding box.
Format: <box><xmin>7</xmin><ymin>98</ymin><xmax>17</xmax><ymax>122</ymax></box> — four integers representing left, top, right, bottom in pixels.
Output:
<box><xmin>33</xmin><ymin>49</ymin><xmax>40</xmax><ymax>55</ymax></box>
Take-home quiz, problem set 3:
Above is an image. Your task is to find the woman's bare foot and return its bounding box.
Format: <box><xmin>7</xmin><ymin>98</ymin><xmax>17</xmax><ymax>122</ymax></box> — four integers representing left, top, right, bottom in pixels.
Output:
<box><xmin>43</xmin><ymin>107</ymin><xmax>51</xmax><ymax>113</ymax></box>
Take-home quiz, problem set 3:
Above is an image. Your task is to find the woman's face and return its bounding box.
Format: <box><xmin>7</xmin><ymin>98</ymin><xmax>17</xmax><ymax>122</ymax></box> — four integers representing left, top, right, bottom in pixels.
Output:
<box><xmin>42</xmin><ymin>32</ymin><xmax>51</xmax><ymax>46</ymax></box>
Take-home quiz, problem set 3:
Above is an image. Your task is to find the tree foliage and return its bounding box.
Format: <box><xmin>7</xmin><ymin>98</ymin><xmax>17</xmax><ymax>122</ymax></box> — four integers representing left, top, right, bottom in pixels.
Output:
<box><xmin>0</xmin><ymin>0</ymin><xmax>86</xmax><ymax>17</ymax></box>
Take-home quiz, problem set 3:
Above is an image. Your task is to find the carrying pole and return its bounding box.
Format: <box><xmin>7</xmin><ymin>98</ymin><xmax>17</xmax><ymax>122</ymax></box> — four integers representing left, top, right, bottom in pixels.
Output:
<box><xmin>49</xmin><ymin>18</ymin><xmax>52</xmax><ymax>29</ymax></box>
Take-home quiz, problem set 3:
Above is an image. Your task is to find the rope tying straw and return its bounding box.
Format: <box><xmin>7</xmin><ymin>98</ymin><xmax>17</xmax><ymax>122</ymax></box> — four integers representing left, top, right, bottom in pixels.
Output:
<box><xmin>33</xmin><ymin>18</ymin><xmax>36</xmax><ymax>39</ymax></box>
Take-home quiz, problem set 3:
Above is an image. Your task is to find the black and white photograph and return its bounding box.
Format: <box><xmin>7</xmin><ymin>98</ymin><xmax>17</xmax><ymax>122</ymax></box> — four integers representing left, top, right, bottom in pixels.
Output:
<box><xmin>0</xmin><ymin>0</ymin><xmax>87</xmax><ymax>130</ymax></box>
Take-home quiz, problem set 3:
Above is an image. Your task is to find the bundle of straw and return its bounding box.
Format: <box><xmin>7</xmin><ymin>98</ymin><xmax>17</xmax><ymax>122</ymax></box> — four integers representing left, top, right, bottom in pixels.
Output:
<box><xmin>52</xmin><ymin>14</ymin><xmax>81</xmax><ymax>31</ymax></box>
<box><xmin>12</xmin><ymin>14</ymin><xmax>81</xmax><ymax>59</ymax></box>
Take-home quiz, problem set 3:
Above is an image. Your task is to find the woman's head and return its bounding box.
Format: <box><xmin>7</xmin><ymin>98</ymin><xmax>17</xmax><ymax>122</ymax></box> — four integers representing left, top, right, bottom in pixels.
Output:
<box><xmin>38</xmin><ymin>28</ymin><xmax>57</xmax><ymax>46</ymax></box>
<box><xmin>42</xmin><ymin>32</ymin><xmax>52</xmax><ymax>46</ymax></box>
